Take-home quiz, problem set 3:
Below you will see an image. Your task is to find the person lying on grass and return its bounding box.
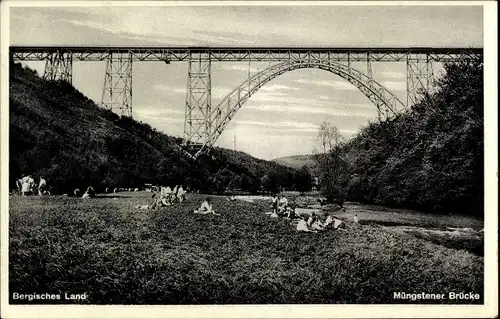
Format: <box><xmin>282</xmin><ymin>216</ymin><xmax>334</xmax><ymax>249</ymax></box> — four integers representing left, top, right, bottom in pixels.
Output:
<box><xmin>307</xmin><ymin>212</ymin><xmax>325</xmax><ymax>231</ymax></box>
<box><xmin>297</xmin><ymin>215</ymin><xmax>318</xmax><ymax>233</ymax></box>
<box><xmin>193</xmin><ymin>198</ymin><xmax>220</xmax><ymax>215</ymax></box>
<box><xmin>264</xmin><ymin>209</ymin><xmax>279</xmax><ymax>218</ymax></box>
<box><xmin>324</xmin><ymin>214</ymin><xmax>347</xmax><ymax>231</ymax></box>
<box><xmin>135</xmin><ymin>194</ymin><xmax>158</xmax><ymax>210</ymax></box>
<box><xmin>155</xmin><ymin>195</ymin><xmax>172</xmax><ymax>207</ymax></box>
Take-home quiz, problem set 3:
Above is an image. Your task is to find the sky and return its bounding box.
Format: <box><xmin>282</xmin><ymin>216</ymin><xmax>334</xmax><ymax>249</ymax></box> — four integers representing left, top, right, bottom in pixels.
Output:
<box><xmin>9</xmin><ymin>4</ymin><xmax>483</xmax><ymax>160</ymax></box>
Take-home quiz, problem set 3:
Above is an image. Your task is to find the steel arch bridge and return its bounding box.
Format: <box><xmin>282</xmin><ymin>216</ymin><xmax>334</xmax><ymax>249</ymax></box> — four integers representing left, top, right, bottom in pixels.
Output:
<box><xmin>9</xmin><ymin>46</ymin><xmax>483</xmax><ymax>158</ymax></box>
<box><xmin>195</xmin><ymin>60</ymin><xmax>406</xmax><ymax>157</ymax></box>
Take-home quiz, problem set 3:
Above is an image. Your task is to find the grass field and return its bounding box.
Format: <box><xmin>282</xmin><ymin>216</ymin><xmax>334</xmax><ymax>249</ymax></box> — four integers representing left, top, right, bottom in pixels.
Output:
<box><xmin>9</xmin><ymin>193</ymin><xmax>483</xmax><ymax>304</ymax></box>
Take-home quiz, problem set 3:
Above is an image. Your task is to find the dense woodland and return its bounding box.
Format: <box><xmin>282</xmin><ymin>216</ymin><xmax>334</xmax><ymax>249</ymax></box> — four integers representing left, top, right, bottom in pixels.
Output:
<box><xmin>317</xmin><ymin>58</ymin><xmax>484</xmax><ymax>217</ymax></box>
<box><xmin>9</xmin><ymin>61</ymin><xmax>297</xmax><ymax>194</ymax></box>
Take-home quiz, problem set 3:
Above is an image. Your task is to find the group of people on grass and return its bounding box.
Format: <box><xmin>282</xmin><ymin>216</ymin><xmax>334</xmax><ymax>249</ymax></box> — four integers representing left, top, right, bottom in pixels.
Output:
<box><xmin>265</xmin><ymin>193</ymin><xmax>359</xmax><ymax>233</ymax></box>
<box><xmin>15</xmin><ymin>175</ymin><xmax>49</xmax><ymax>196</ymax></box>
<box><xmin>72</xmin><ymin>186</ymin><xmax>95</xmax><ymax>199</ymax></box>
<box><xmin>135</xmin><ymin>185</ymin><xmax>189</xmax><ymax>210</ymax></box>
<box><xmin>295</xmin><ymin>211</ymin><xmax>352</xmax><ymax>233</ymax></box>
<box><xmin>160</xmin><ymin>185</ymin><xmax>187</xmax><ymax>204</ymax></box>
<box><xmin>269</xmin><ymin>194</ymin><xmax>297</xmax><ymax>218</ymax></box>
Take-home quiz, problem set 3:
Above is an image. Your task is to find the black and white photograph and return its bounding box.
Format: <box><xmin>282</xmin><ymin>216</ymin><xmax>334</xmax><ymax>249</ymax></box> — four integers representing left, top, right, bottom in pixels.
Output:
<box><xmin>0</xmin><ymin>1</ymin><xmax>497</xmax><ymax>318</ymax></box>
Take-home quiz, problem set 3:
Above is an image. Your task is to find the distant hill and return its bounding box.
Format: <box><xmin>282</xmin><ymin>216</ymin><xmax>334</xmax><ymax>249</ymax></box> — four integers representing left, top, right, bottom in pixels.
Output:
<box><xmin>272</xmin><ymin>154</ymin><xmax>316</xmax><ymax>170</ymax></box>
<box><xmin>9</xmin><ymin>61</ymin><xmax>296</xmax><ymax>194</ymax></box>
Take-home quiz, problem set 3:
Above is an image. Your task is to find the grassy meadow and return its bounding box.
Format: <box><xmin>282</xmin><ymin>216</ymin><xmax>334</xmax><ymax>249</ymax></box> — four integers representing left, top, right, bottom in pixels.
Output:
<box><xmin>9</xmin><ymin>193</ymin><xmax>483</xmax><ymax>304</ymax></box>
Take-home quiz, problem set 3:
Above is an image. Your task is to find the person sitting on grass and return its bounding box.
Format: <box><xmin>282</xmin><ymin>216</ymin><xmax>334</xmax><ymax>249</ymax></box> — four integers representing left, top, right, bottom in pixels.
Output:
<box><xmin>297</xmin><ymin>215</ymin><xmax>317</xmax><ymax>233</ymax></box>
<box><xmin>306</xmin><ymin>212</ymin><xmax>316</xmax><ymax>227</ymax></box>
<box><xmin>16</xmin><ymin>178</ymin><xmax>22</xmax><ymax>195</ymax></box>
<box><xmin>135</xmin><ymin>194</ymin><xmax>158</xmax><ymax>210</ymax></box>
<box><xmin>177</xmin><ymin>185</ymin><xmax>186</xmax><ymax>203</ymax></box>
<box><xmin>82</xmin><ymin>186</ymin><xmax>95</xmax><ymax>199</ymax></box>
<box><xmin>271</xmin><ymin>194</ymin><xmax>278</xmax><ymax>215</ymax></box>
<box><xmin>21</xmin><ymin>175</ymin><xmax>32</xmax><ymax>196</ymax></box>
<box><xmin>28</xmin><ymin>175</ymin><xmax>35</xmax><ymax>194</ymax></box>
<box><xmin>163</xmin><ymin>186</ymin><xmax>173</xmax><ymax>202</ymax></box>
<box><xmin>307</xmin><ymin>212</ymin><xmax>325</xmax><ymax>231</ymax></box>
<box><xmin>290</xmin><ymin>208</ymin><xmax>301</xmax><ymax>220</ymax></box>
<box><xmin>193</xmin><ymin>198</ymin><xmax>220</xmax><ymax>215</ymax></box>
<box><xmin>278</xmin><ymin>194</ymin><xmax>288</xmax><ymax>215</ymax></box>
<box><xmin>38</xmin><ymin>176</ymin><xmax>47</xmax><ymax>196</ymax></box>
<box><xmin>155</xmin><ymin>195</ymin><xmax>172</xmax><ymax>207</ymax></box>
<box><xmin>283</xmin><ymin>205</ymin><xmax>301</xmax><ymax>219</ymax></box>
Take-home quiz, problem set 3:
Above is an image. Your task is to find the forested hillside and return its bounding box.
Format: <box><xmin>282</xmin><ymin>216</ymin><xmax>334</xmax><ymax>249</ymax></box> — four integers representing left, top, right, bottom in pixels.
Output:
<box><xmin>273</xmin><ymin>154</ymin><xmax>317</xmax><ymax>171</ymax></box>
<box><xmin>332</xmin><ymin>59</ymin><xmax>484</xmax><ymax>217</ymax></box>
<box><xmin>9</xmin><ymin>61</ymin><xmax>296</xmax><ymax>194</ymax></box>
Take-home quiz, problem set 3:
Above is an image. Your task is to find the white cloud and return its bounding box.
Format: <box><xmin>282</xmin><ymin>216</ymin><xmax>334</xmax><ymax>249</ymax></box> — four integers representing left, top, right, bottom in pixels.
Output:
<box><xmin>134</xmin><ymin>108</ymin><xmax>185</xmax><ymax>122</ymax></box>
<box><xmin>340</xmin><ymin>129</ymin><xmax>358</xmax><ymax>135</ymax></box>
<box><xmin>60</xmin><ymin>19</ymin><xmax>192</xmax><ymax>45</ymax></box>
<box><xmin>233</xmin><ymin>120</ymin><xmax>319</xmax><ymax>133</ymax></box>
<box><xmin>212</xmin><ymin>87</ymin><xmax>233</xmax><ymax>99</ymax></box>
<box><xmin>381</xmin><ymin>81</ymin><xmax>407</xmax><ymax>92</ymax></box>
<box><xmin>192</xmin><ymin>31</ymin><xmax>256</xmax><ymax>45</ymax></box>
<box><xmin>380</xmin><ymin>71</ymin><xmax>406</xmax><ymax>80</ymax></box>
<box><xmin>259</xmin><ymin>84</ymin><xmax>299</xmax><ymax>92</ymax></box>
<box><xmin>220</xmin><ymin>64</ymin><xmax>262</xmax><ymax>73</ymax></box>
<box><xmin>295</xmin><ymin>78</ymin><xmax>357</xmax><ymax>91</ymax></box>
<box><xmin>295</xmin><ymin>77</ymin><xmax>406</xmax><ymax>93</ymax></box>
<box><xmin>153</xmin><ymin>84</ymin><xmax>184</xmax><ymax>93</ymax></box>
<box><xmin>249</xmin><ymin>92</ymin><xmax>327</xmax><ymax>105</ymax></box>
<box><xmin>60</xmin><ymin>13</ymin><xmax>257</xmax><ymax>46</ymax></box>
<box><xmin>319</xmin><ymin>95</ymin><xmax>330</xmax><ymax>100</ymax></box>
<box><xmin>244</xmin><ymin>103</ymin><xmax>375</xmax><ymax>118</ymax></box>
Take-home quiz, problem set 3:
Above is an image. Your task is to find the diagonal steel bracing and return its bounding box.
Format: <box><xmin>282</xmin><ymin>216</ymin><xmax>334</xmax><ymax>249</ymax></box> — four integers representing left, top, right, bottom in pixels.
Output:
<box><xmin>406</xmin><ymin>54</ymin><xmax>434</xmax><ymax>107</ymax></box>
<box><xmin>184</xmin><ymin>53</ymin><xmax>212</xmax><ymax>148</ymax></box>
<box><xmin>101</xmin><ymin>53</ymin><xmax>133</xmax><ymax>117</ymax></box>
<box><xmin>43</xmin><ymin>51</ymin><xmax>72</xmax><ymax>83</ymax></box>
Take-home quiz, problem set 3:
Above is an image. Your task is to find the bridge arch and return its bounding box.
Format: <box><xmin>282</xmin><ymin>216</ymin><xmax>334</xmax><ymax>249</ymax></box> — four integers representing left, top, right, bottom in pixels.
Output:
<box><xmin>195</xmin><ymin>60</ymin><xmax>406</xmax><ymax>157</ymax></box>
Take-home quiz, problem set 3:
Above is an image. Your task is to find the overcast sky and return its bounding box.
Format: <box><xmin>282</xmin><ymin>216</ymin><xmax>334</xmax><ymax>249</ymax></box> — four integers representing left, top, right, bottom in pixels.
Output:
<box><xmin>9</xmin><ymin>4</ymin><xmax>483</xmax><ymax>160</ymax></box>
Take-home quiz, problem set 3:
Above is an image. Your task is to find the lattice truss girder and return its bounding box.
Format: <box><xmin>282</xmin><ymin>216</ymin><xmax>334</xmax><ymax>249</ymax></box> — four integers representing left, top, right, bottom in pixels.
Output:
<box><xmin>11</xmin><ymin>47</ymin><xmax>482</xmax><ymax>63</ymax></box>
<box><xmin>407</xmin><ymin>54</ymin><xmax>434</xmax><ymax>107</ymax></box>
<box><xmin>192</xmin><ymin>59</ymin><xmax>406</xmax><ymax>157</ymax></box>
<box><xmin>43</xmin><ymin>51</ymin><xmax>73</xmax><ymax>83</ymax></box>
<box><xmin>184</xmin><ymin>54</ymin><xmax>212</xmax><ymax>146</ymax></box>
<box><xmin>101</xmin><ymin>53</ymin><xmax>133</xmax><ymax>117</ymax></box>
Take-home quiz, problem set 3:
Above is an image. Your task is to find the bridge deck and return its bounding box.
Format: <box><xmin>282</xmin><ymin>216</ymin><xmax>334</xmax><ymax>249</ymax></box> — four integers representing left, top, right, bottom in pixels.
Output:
<box><xmin>10</xmin><ymin>46</ymin><xmax>483</xmax><ymax>62</ymax></box>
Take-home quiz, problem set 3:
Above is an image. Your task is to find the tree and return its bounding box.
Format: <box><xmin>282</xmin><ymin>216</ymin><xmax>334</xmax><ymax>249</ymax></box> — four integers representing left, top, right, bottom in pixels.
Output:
<box><xmin>261</xmin><ymin>174</ymin><xmax>279</xmax><ymax>194</ymax></box>
<box><xmin>336</xmin><ymin>59</ymin><xmax>483</xmax><ymax>216</ymax></box>
<box><xmin>314</xmin><ymin>122</ymin><xmax>346</xmax><ymax>202</ymax></box>
<box><xmin>317</xmin><ymin>121</ymin><xmax>343</xmax><ymax>154</ymax></box>
<box><xmin>294</xmin><ymin>165</ymin><xmax>312</xmax><ymax>194</ymax></box>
